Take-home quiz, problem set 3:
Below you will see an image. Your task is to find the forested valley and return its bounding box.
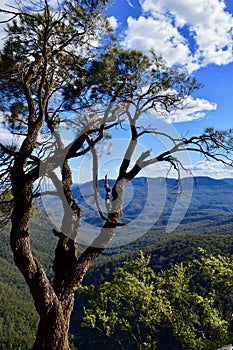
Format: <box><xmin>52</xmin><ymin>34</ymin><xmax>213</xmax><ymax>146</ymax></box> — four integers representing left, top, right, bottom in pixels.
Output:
<box><xmin>1</xmin><ymin>176</ymin><xmax>233</xmax><ymax>349</ymax></box>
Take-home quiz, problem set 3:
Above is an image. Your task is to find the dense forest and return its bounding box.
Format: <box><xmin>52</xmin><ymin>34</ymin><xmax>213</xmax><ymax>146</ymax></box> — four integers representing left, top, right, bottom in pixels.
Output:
<box><xmin>1</xmin><ymin>177</ymin><xmax>233</xmax><ymax>349</ymax></box>
<box><xmin>1</xmin><ymin>211</ymin><xmax>233</xmax><ymax>349</ymax></box>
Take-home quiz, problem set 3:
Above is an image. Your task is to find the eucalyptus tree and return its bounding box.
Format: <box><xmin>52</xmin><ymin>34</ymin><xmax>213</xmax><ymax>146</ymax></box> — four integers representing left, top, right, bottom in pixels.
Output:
<box><xmin>81</xmin><ymin>251</ymin><xmax>232</xmax><ymax>350</ymax></box>
<box><xmin>0</xmin><ymin>1</ymin><xmax>232</xmax><ymax>349</ymax></box>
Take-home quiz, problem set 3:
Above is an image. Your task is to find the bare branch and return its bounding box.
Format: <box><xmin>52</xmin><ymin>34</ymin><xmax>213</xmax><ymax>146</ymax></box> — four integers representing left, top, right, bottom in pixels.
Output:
<box><xmin>0</xmin><ymin>142</ymin><xmax>18</xmax><ymax>156</ymax></box>
<box><xmin>104</xmin><ymin>175</ymin><xmax>111</xmax><ymax>213</ymax></box>
<box><xmin>86</xmin><ymin>134</ymin><xmax>108</xmax><ymax>221</ymax></box>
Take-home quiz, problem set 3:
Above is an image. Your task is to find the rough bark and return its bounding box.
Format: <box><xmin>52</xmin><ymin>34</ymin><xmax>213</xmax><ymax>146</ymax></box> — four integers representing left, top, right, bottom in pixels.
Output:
<box><xmin>10</xmin><ymin>173</ymin><xmax>71</xmax><ymax>349</ymax></box>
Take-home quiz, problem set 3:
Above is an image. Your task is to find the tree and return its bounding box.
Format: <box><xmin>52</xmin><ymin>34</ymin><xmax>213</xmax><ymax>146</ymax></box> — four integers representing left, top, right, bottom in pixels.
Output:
<box><xmin>0</xmin><ymin>0</ymin><xmax>232</xmax><ymax>349</ymax></box>
<box><xmin>80</xmin><ymin>251</ymin><xmax>233</xmax><ymax>350</ymax></box>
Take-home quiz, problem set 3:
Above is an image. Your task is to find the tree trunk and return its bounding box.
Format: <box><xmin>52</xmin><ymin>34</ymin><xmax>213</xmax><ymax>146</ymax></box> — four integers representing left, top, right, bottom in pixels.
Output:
<box><xmin>11</xmin><ymin>224</ymin><xmax>72</xmax><ymax>349</ymax></box>
<box><xmin>32</xmin><ymin>317</ymin><xmax>70</xmax><ymax>350</ymax></box>
<box><xmin>9</xmin><ymin>141</ymin><xmax>129</xmax><ymax>349</ymax></box>
<box><xmin>32</xmin><ymin>290</ymin><xmax>75</xmax><ymax>349</ymax></box>
<box><xmin>10</xmin><ymin>168</ymin><xmax>73</xmax><ymax>349</ymax></box>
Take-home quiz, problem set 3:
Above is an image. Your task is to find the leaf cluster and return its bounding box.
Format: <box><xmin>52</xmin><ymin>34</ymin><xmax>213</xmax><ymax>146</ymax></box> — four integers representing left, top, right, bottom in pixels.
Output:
<box><xmin>80</xmin><ymin>251</ymin><xmax>233</xmax><ymax>350</ymax></box>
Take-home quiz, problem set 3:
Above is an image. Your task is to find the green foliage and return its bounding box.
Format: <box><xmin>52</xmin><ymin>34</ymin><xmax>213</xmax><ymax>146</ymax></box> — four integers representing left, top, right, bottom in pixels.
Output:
<box><xmin>3</xmin><ymin>101</ymin><xmax>28</xmax><ymax>131</ymax></box>
<box><xmin>0</xmin><ymin>186</ymin><xmax>43</xmax><ymax>223</ymax></box>
<box><xmin>80</xmin><ymin>252</ymin><xmax>160</xmax><ymax>349</ymax></box>
<box><xmin>88</xmin><ymin>45</ymin><xmax>200</xmax><ymax>106</ymax></box>
<box><xmin>196</xmin><ymin>248</ymin><xmax>233</xmax><ymax>288</ymax></box>
<box><xmin>0</xmin><ymin>256</ymin><xmax>38</xmax><ymax>350</ymax></box>
<box><xmin>80</xmin><ymin>251</ymin><xmax>233</xmax><ymax>350</ymax></box>
<box><xmin>0</xmin><ymin>186</ymin><xmax>13</xmax><ymax>216</ymax></box>
<box><xmin>0</xmin><ymin>222</ymin><xmax>57</xmax><ymax>349</ymax></box>
<box><xmin>83</xmin><ymin>233</ymin><xmax>233</xmax><ymax>287</ymax></box>
<box><xmin>0</xmin><ymin>0</ymin><xmax>112</xmax><ymax>132</ymax></box>
<box><xmin>1</xmin><ymin>221</ymin><xmax>233</xmax><ymax>349</ymax></box>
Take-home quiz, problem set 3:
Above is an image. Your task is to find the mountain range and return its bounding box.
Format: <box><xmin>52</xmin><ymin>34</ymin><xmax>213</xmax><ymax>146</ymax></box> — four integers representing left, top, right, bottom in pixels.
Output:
<box><xmin>41</xmin><ymin>175</ymin><xmax>233</xmax><ymax>248</ymax></box>
<box><xmin>2</xmin><ymin>176</ymin><xmax>233</xmax><ymax>349</ymax></box>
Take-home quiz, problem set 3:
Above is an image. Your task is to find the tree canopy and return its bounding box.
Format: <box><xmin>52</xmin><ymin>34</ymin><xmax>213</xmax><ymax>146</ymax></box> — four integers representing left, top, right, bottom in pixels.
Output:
<box><xmin>80</xmin><ymin>251</ymin><xmax>233</xmax><ymax>350</ymax></box>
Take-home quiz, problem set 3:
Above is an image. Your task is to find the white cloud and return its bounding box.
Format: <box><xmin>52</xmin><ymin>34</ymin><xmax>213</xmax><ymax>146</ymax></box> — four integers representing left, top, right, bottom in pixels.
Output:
<box><xmin>124</xmin><ymin>0</ymin><xmax>233</xmax><ymax>72</ymax></box>
<box><xmin>0</xmin><ymin>129</ymin><xmax>13</xmax><ymax>144</ymax></box>
<box><xmin>108</xmin><ymin>16</ymin><xmax>118</xmax><ymax>31</ymax></box>
<box><xmin>0</xmin><ymin>126</ymin><xmax>24</xmax><ymax>152</ymax></box>
<box><xmin>0</xmin><ymin>113</ymin><xmax>11</xmax><ymax>145</ymax></box>
<box><xmin>0</xmin><ymin>0</ymin><xmax>67</xmax><ymax>48</ymax></box>
<box><xmin>191</xmin><ymin>160</ymin><xmax>233</xmax><ymax>178</ymax></box>
<box><xmin>140</xmin><ymin>160</ymin><xmax>233</xmax><ymax>179</ymax></box>
<box><xmin>0</xmin><ymin>112</ymin><xmax>25</xmax><ymax>148</ymax></box>
<box><xmin>124</xmin><ymin>15</ymin><xmax>193</xmax><ymax>69</ymax></box>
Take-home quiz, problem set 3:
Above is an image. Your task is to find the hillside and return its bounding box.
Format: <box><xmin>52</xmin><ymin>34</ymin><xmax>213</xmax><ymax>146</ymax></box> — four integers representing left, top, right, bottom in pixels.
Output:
<box><xmin>1</xmin><ymin>176</ymin><xmax>233</xmax><ymax>348</ymax></box>
<box><xmin>82</xmin><ymin>234</ymin><xmax>233</xmax><ymax>286</ymax></box>
<box><xmin>71</xmin><ymin>234</ymin><xmax>233</xmax><ymax>350</ymax></box>
<box><xmin>76</xmin><ymin>176</ymin><xmax>233</xmax><ymax>225</ymax></box>
<box><xmin>41</xmin><ymin>176</ymin><xmax>233</xmax><ymax>248</ymax></box>
<box><xmin>0</xmin><ymin>256</ymin><xmax>38</xmax><ymax>350</ymax></box>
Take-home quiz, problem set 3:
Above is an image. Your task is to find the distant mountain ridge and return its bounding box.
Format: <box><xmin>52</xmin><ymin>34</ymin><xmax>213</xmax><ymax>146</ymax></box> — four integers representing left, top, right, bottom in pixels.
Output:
<box><xmin>41</xmin><ymin>176</ymin><xmax>233</xmax><ymax>247</ymax></box>
<box><xmin>72</xmin><ymin>176</ymin><xmax>233</xmax><ymax>245</ymax></box>
<box><xmin>73</xmin><ymin>175</ymin><xmax>233</xmax><ymax>219</ymax></box>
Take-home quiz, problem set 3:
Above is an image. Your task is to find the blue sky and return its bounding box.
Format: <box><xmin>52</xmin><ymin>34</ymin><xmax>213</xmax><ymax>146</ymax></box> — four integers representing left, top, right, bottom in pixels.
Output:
<box><xmin>100</xmin><ymin>0</ymin><xmax>233</xmax><ymax>179</ymax></box>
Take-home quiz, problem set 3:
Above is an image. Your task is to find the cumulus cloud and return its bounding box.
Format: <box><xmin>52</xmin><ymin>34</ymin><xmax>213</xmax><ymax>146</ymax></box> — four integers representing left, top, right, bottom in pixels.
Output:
<box><xmin>123</xmin><ymin>0</ymin><xmax>233</xmax><ymax>73</ymax></box>
<box><xmin>0</xmin><ymin>128</ymin><xmax>13</xmax><ymax>144</ymax></box>
<box><xmin>124</xmin><ymin>15</ymin><xmax>194</xmax><ymax>69</ymax></box>
<box><xmin>108</xmin><ymin>16</ymin><xmax>118</xmax><ymax>31</ymax></box>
